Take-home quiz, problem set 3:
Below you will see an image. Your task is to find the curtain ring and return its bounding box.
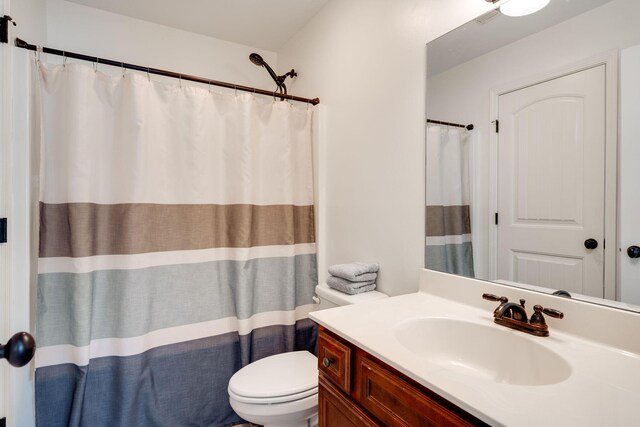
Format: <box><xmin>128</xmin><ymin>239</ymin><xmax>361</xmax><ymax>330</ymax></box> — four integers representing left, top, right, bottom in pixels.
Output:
<box><xmin>147</xmin><ymin>67</ymin><xmax>151</xmax><ymax>82</ymax></box>
<box><xmin>121</xmin><ymin>63</ymin><xmax>126</xmax><ymax>78</ymax></box>
<box><xmin>208</xmin><ymin>80</ymin><xmax>212</xmax><ymax>93</ymax></box>
<box><xmin>234</xmin><ymin>84</ymin><xmax>237</xmax><ymax>97</ymax></box>
<box><xmin>94</xmin><ymin>58</ymin><xmax>99</xmax><ymax>72</ymax></box>
<box><xmin>62</xmin><ymin>51</ymin><xmax>66</xmax><ymax>68</ymax></box>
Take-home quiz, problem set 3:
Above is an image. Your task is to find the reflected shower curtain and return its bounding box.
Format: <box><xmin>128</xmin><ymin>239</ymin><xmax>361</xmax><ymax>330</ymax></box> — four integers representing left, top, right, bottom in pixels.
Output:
<box><xmin>34</xmin><ymin>62</ymin><xmax>318</xmax><ymax>427</ymax></box>
<box><xmin>425</xmin><ymin>125</ymin><xmax>474</xmax><ymax>277</ymax></box>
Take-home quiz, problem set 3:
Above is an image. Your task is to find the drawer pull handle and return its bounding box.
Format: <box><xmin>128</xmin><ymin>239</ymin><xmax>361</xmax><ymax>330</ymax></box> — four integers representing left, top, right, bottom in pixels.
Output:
<box><xmin>323</xmin><ymin>357</ymin><xmax>335</xmax><ymax>368</ymax></box>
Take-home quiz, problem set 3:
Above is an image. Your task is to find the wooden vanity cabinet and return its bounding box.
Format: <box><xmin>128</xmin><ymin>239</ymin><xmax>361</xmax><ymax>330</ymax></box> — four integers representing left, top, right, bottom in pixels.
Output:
<box><xmin>317</xmin><ymin>326</ymin><xmax>489</xmax><ymax>427</ymax></box>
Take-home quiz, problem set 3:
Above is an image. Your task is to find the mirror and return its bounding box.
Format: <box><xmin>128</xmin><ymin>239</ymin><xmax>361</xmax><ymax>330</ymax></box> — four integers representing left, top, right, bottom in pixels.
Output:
<box><xmin>425</xmin><ymin>0</ymin><xmax>640</xmax><ymax>312</ymax></box>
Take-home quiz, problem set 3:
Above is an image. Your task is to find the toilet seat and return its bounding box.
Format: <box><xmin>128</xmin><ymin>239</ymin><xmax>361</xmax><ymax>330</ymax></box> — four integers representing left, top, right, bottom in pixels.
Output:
<box><xmin>229</xmin><ymin>385</ymin><xmax>318</xmax><ymax>404</ymax></box>
<box><xmin>228</xmin><ymin>351</ymin><xmax>318</xmax><ymax>405</ymax></box>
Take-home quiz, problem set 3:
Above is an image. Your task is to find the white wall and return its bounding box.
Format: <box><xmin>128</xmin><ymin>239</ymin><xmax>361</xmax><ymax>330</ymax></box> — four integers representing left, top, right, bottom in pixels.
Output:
<box><xmin>620</xmin><ymin>44</ymin><xmax>640</xmax><ymax>304</ymax></box>
<box><xmin>45</xmin><ymin>0</ymin><xmax>278</xmax><ymax>89</ymax></box>
<box><xmin>11</xmin><ymin>0</ymin><xmax>47</xmax><ymax>42</ymax></box>
<box><xmin>277</xmin><ymin>0</ymin><xmax>499</xmax><ymax>296</ymax></box>
<box><xmin>427</xmin><ymin>0</ymin><xmax>640</xmax><ymax>280</ymax></box>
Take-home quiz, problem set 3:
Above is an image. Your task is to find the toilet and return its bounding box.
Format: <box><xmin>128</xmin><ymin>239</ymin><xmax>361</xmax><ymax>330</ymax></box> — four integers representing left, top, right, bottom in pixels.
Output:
<box><xmin>228</xmin><ymin>283</ymin><xmax>388</xmax><ymax>427</ymax></box>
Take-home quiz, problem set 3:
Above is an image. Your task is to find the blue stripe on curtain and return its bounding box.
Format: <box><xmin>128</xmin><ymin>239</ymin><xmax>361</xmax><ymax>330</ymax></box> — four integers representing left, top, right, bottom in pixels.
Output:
<box><xmin>36</xmin><ymin>320</ymin><xmax>317</xmax><ymax>427</ymax></box>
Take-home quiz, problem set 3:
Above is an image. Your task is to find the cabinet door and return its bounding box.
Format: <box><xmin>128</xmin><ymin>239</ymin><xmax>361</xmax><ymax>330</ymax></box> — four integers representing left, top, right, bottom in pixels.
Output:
<box><xmin>319</xmin><ymin>379</ymin><xmax>379</xmax><ymax>427</ymax></box>
<box><xmin>356</xmin><ymin>356</ymin><xmax>476</xmax><ymax>427</ymax></box>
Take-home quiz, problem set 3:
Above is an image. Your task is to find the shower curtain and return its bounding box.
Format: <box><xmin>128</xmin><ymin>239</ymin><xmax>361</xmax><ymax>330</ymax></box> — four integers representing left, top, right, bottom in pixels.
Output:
<box><xmin>34</xmin><ymin>62</ymin><xmax>318</xmax><ymax>427</ymax></box>
<box><xmin>425</xmin><ymin>125</ymin><xmax>474</xmax><ymax>277</ymax></box>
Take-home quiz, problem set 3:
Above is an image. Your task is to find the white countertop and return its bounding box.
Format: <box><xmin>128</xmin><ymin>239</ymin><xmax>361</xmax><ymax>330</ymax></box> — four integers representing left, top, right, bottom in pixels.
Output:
<box><xmin>310</xmin><ymin>280</ymin><xmax>640</xmax><ymax>426</ymax></box>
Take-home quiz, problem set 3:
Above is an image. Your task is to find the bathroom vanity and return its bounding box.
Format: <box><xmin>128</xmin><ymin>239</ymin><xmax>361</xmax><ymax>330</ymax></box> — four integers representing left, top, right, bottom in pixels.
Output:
<box><xmin>317</xmin><ymin>326</ymin><xmax>487</xmax><ymax>426</ymax></box>
<box><xmin>310</xmin><ymin>269</ymin><xmax>640</xmax><ymax>427</ymax></box>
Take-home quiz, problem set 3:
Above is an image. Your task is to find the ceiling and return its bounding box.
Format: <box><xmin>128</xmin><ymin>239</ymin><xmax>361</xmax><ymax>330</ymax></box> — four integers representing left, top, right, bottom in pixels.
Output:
<box><xmin>65</xmin><ymin>0</ymin><xmax>330</xmax><ymax>51</ymax></box>
<box><xmin>427</xmin><ymin>0</ymin><xmax>614</xmax><ymax>76</ymax></box>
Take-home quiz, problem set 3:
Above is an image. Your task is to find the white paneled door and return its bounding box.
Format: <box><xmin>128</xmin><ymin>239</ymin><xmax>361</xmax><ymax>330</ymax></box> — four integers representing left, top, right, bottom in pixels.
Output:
<box><xmin>497</xmin><ymin>65</ymin><xmax>605</xmax><ymax>297</ymax></box>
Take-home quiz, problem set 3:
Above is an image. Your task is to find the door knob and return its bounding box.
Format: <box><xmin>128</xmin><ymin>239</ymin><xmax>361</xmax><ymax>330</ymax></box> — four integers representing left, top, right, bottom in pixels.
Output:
<box><xmin>584</xmin><ymin>239</ymin><xmax>598</xmax><ymax>250</ymax></box>
<box><xmin>1</xmin><ymin>332</ymin><xmax>36</xmax><ymax>367</ymax></box>
<box><xmin>628</xmin><ymin>246</ymin><xmax>640</xmax><ymax>259</ymax></box>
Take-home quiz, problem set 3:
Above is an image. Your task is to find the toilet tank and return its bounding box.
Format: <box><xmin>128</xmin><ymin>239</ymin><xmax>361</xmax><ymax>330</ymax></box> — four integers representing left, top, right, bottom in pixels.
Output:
<box><xmin>314</xmin><ymin>283</ymin><xmax>388</xmax><ymax>310</ymax></box>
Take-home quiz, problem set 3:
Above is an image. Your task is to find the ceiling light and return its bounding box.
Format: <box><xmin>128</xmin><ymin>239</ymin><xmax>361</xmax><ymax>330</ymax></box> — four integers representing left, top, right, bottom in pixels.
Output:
<box><xmin>496</xmin><ymin>0</ymin><xmax>551</xmax><ymax>17</ymax></box>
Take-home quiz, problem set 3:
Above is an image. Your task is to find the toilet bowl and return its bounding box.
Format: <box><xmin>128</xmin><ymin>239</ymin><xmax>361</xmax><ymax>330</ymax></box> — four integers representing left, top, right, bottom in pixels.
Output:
<box><xmin>228</xmin><ymin>284</ymin><xmax>388</xmax><ymax>427</ymax></box>
<box><xmin>228</xmin><ymin>351</ymin><xmax>319</xmax><ymax>427</ymax></box>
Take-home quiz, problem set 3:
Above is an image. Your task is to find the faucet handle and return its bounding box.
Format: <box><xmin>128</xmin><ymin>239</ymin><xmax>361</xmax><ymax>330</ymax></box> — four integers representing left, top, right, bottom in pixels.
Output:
<box><xmin>482</xmin><ymin>293</ymin><xmax>508</xmax><ymax>303</ymax></box>
<box><xmin>540</xmin><ymin>306</ymin><xmax>564</xmax><ymax>319</ymax></box>
<box><xmin>530</xmin><ymin>305</ymin><xmax>565</xmax><ymax>326</ymax></box>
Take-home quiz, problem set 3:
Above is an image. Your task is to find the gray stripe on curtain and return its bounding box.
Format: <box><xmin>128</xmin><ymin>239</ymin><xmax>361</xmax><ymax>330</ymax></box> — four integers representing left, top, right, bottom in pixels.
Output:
<box><xmin>37</xmin><ymin>254</ymin><xmax>317</xmax><ymax>347</ymax></box>
<box><xmin>425</xmin><ymin>242</ymin><xmax>475</xmax><ymax>277</ymax></box>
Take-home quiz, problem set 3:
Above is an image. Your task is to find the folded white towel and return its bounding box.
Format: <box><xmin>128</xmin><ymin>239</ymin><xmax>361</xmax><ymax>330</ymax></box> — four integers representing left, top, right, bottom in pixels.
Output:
<box><xmin>327</xmin><ymin>276</ymin><xmax>377</xmax><ymax>295</ymax></box>
<box><xmin>328</xmin><ymin>262</ymin><xmax>379</xmax><ymax>282</ymax></box>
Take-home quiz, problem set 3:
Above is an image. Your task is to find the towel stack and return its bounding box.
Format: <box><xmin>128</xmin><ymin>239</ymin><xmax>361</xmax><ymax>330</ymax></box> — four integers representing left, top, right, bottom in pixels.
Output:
<box><xmin>327</xmin><ymin>262</ymin><xmax>379</xmax><ymax>295</ymax></box>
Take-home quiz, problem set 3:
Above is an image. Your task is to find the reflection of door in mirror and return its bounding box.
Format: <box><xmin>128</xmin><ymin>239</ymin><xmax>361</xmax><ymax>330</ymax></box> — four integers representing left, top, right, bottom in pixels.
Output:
<box><xmin>496</xmin><ymin>66</ymin><xmax>606</xmax><ymax>298</ymax></box>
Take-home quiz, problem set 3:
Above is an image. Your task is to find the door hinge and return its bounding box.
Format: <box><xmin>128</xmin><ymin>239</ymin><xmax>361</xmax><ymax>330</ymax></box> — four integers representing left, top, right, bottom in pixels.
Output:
<box><xmin>495</xmin><ymin>212</ymin><xmax>499</xmax><ymax>225</ymax></box>
<box><xmin>0</xmin><ymin>218</ymin><xmax>7</xmax><ymax>243</ymax></box>
<box><xmin>494</xmin><ymin>119</ymin><xmax>499</xmax><ymax>133</ymax></box>
<box><xmin>0</xmin><ymin>15</ymin><xmax>16</xmax><ymax>44</ymax></box>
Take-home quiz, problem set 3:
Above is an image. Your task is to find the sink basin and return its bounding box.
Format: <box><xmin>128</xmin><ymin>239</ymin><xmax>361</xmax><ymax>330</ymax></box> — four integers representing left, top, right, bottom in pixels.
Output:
<box><xmin>395</xmin><ymin>317</ymin><xmax>571</xmax><ymax>386</ymax></box>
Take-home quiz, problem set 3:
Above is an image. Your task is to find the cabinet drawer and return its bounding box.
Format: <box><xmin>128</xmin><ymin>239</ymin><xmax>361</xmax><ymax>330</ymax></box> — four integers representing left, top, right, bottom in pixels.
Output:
<box><xmin>318</xmin><ymin>329</ymin><xmax>352</xmax><ymax>394</ymax></box>
<box><xmin>357</xmin><ymin>356</ymin><xmax>476</xmax><ymax>427</ymax></box>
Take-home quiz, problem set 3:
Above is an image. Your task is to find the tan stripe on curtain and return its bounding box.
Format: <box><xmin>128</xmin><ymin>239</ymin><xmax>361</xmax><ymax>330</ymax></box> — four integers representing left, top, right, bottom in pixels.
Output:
<box><xmin>425</xmin><ymin>205</ymin><xmax>472</xmax><ymax>237</ymax></box>
<box><xmin>40</xmin><ymin>202</ymin><xmax>316</xmax><ymax>257</ymax></box>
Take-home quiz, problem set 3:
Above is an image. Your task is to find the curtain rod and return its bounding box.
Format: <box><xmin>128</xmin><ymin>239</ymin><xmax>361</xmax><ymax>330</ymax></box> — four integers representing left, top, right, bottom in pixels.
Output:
<box><xmin>427</xmin><ymin>119</ymin><xmax>474</xmax><ymax>131</ymax></box>
<box><xmin>15</xmin><ymin>38</ymin><xmax>320</xmax><ymax>106</ymax></box>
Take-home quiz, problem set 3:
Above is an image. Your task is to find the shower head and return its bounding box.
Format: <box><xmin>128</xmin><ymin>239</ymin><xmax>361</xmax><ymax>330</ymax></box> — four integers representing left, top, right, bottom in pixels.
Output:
<box><xmin>248</xmin><ymin>53</ymin><xmax>297</xmax><ymax>95</ymax></box>
<box><xmin>249</xmin><ymin>53</ymin><xmax>265</xmax><ymax>67</ymax></box>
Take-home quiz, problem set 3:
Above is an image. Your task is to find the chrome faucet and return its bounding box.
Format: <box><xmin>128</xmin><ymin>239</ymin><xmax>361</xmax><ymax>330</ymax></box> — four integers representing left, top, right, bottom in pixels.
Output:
<box><xmin>482</xmin><ymin>294</ymin><xmax>564</xmax><ymax>337</ymax></box>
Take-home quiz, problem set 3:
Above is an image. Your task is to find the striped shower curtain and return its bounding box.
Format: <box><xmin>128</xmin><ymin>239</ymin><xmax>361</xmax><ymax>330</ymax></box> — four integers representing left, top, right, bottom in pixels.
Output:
<box><xmin>425</xmin><ymin>125</ymin><xmax>475</xmax><ymax>277</ymax></box>
<box><xmin>34</xmin><ymin>62</ymin><xmax>318</xmax><ymax>426</ymax></box>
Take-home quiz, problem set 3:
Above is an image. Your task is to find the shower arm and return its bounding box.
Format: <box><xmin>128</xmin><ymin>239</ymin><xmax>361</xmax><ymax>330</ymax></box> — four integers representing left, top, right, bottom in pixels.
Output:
<box><xmin>261</xmin><ymin>62</ymin><xmax>297</xmax><ymax>95</ymax></box>
<box><xmin>260</xmin><ymin>61</ymin><xmax>282</xmax><ymax>91</ymax></box>
<box><xmin>278</xmin><ymin>70</ymin><xmax>298</xmax><ymax>95</ymax></box>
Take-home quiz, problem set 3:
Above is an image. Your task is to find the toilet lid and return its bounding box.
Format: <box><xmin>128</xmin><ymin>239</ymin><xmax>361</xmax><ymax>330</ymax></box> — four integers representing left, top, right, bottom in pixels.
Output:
<box><xmin>228</xmin><ymin>351</ymin><xmax>318</xmax><ymax>400</ymax></box>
